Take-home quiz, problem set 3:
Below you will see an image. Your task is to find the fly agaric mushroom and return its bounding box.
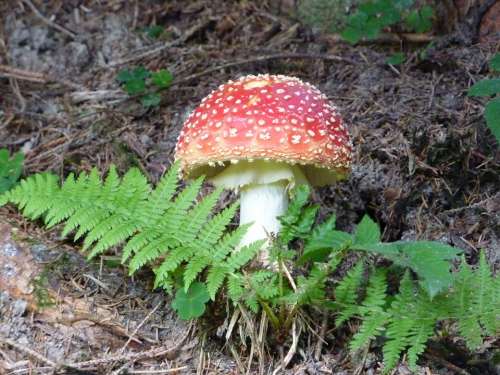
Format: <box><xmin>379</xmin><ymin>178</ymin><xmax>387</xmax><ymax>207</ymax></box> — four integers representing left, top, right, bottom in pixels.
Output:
<box><xmin>175</xmin><ymin>74</ymin><xmax>352</xmax><ymax>262</ymax></box>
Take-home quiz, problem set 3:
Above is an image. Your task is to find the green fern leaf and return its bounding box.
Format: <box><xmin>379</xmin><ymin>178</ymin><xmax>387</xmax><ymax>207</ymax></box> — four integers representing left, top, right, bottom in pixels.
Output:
<box><xmin>196</xmin><ymin>202</ymin><xmax>239</xmax><ymax>250</ymax></box>
<box><xmin>453</xmin><ymin>258</ymin><xmax>484</xmax><ymax>349</ymax></box>
<box><xmin>183</xmin><ymin>255</ymin><xmax>211</xmax><ymax>291</ymax></box>
<box><xmin>227</xmin><ymin>274</ymin><xmax>245</xmax><ymax>303</ymax></box>
<box><xmin>406</xmin><ymin>312</ymin><xmax>435</xmax><ymax>371</ymax></box>
<box><xmin>335</xmin><ymin>261</ymin><xmax>364</xmax><ymax>325</ymax></box>
<box><xmin>211</xmin><ymin>224</ymin><xmax>250</xmax><ymax>263</ymax></box>
<box><xmin>383</xmin><ymin>272</ymin><xmax>416</xmax><ymax>371</ymax></box>
<box><xmin>162</xmin><ymin>176</ymin><xmax>204</xmax><ymax>234</ymax></box>
<box><xmin>144</xmin><ymin>161</ymin><xmax>180</xmax><ymax>220</ymax></box>
<box><xmin>350</xmin><ymin>269</ymin><xmax>388</xmax><ymax>352</ymax></box>
<box><xmin>227</xmin><ymin>240</ymin><xmax>265</xmax><ymax>271</ymax></box>
<box><xmin>181</xmin><ymin>187</ymin><xmax>224</xmax><ymax>243</ymax></box>
<box><xmin>152</xmin><ymin>245</ymin><xmax>194</xmax><ymax>279</ymax></box>
<box><xmin>475</xmin><ymin>251</ymin><xmax>497</xmax><ymax>336</ymax></box>
<box><xmin>206</xmin><ymin>265</ymin><xmax>228</xmax><ymax>300</ymax></box>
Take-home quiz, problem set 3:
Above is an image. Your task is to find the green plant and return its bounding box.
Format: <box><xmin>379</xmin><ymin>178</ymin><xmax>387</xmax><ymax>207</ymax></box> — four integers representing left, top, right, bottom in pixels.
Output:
<box><xmin>299</xmin><ymin>0</ymin><xmax>433</xmax><ymax>44</ymax></box>
<box><xmin>468</xmin><ymin>53</ymin><xmax>500</xmax><ymax>143</ymax></box>
<box><xmin>340</xmin><ymin>0</ymin><xmax>434</xmax><ymax>44</ymax></box>
<box><xmin>0</xmin><ymin>162</ymin><xmax>261</xmax><ymax>319</ymax></box>
<box><xmin>117</xmin><ymin>66</ymin><xmax>173</xmax><ymax>108</ymax></box>
<box><xmin>298</xmin><ymin>0</ymin><xmax>360</xmax><ymax>33</ymax></box>
<box><xmin>172</xmin><ymin>281</ymin><xmax>210</xmax><ymax>320</ymax></box>
<box><xmin>329</xmin><ymin>251</ymin><xmax>499</xmax><ymax>373</ymax></box>
<box><xmin>386</xmin><ymin>52</ymin><xmax>405</xmax><ymax>65</ymax></box>
<box><xmin>1</xmin><ymin>166</ymin><xmax>498</xmax><ymax>372</ymax></box>
<box><xmin>0</xmin><ymin>148</ymin><xmax>24</xmax><ymax>194</ymax></box>
<box><xmin>143</xmin><ymin>25</ymin><xmax>165</xmax><ymax>39</ymax></box>
<box><xmin>237</xmin><ymin>185</ymin><xmax>497</xmax><ymax>372</ymax></box>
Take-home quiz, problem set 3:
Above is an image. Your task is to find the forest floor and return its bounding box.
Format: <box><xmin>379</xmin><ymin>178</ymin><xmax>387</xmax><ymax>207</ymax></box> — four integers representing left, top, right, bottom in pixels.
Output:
<box><xmin>0</xmin><ymin>1</ymin><xmax>499</xmax><ymax>374</ymax></box>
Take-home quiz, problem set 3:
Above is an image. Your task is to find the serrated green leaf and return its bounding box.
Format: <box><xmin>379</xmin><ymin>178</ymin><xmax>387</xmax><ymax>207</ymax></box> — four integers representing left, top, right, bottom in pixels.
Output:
<box><xmin>353</xmin><ymin>215</ymin><xmax>381</xmax><ymax>246</ymax></box>
<box><xmin>141</xmin><ymin>93</ymin><xmax>161</xmax><ymax>107</ymax></box>
<box><xmin>490</xmin><ymin>53</ymin><xmax>500</xmax><ymax>72</ymax></box>
<box><xmin>404</xmin><ymin>5</ymin><xmax>433</xmax><ymax>33</ymax></box>
<box><xmin>301</xmin><ymin>229</ymin><xmax>351</xmax><ymax>263</ymax></box>
<box><xmin>0</xmin><ymin>149</ymin><xmax>24</xmax><ymax>194</ymax></box>
<box><xmin>117</xmin><ymin>66</ymin><xmax>150</xmax><ymax>83</ymax></box>
<box><xmin>124</xmin><ymin>78</ymin><xmax>146</xmax><ymax>95</ymax></box>
<box><xmin>387</xmin><ymin>52</ymin><xmax>405</xmax><ymax>66</ymax></box>
<box><xmin>151</xmin><ymin>69</ymin><xmax>174</xmax><ymax>88</ymax></box>
<box><xmin>279</xmin><ymin>185</ymin><xmax>310</xmax><ymax>225</ymax></box>
<box><xmin>171</xmin><ymin>282</ymin><xmax>210</xmax><ymax>320</ymax></box>
<box><xmin>485</xmin><ymin>98</ymin><xmax>500</xmax><ymax>143</ymax></box>
<box><xmin>355</xmin><ymin>241</ymin><xmax>460</xmax><ymax>297</ymax></box>
<box><xmin>341</xmin><ymin>27</ymin><xmax>364</xmax><ymax>44</ymax></box>
<box><xmin>116</xmin><ymin>69</ymin><xmax>133</xmax><ymax>83</ymax></box>
<box><xmin>468</xmin><ymin>79</ymin><xmax>500</xmax><ymax>97</ymax></box>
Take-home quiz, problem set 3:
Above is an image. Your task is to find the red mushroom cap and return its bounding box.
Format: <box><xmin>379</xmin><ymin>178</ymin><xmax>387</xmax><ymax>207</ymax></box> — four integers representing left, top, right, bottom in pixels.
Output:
<box><xmin>175</xmin><ymin>74</ymin><xmax>352</xmax><ymax>186</ymax></box>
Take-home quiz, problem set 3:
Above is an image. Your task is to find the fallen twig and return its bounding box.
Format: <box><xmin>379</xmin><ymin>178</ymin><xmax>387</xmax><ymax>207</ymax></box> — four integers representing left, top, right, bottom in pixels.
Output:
<box><xmin>120</xmin><ymin>302</ymin><xmax>162</xmax><ymax>352</ymax></box>
<box><xmin>67</xmin><ymin>325</ymin><xmax>192</xmax><ymax>370</ymax></box>
<box><xmin>0</xmin><ymin>336</ymin><xmax>57</xmax><ymax>368</ymax></box>
<box><xmin>21</xmin><ymin>0</ymin><xmax>76</xmax><ymax>39</ymax></box>
<box><xmin>321</xmin><ymin>32</ymin><xmax>435</xmax><ymax>45</ymax></box>
<box><xmin>172</xmin><ymin>53</ymin><xmax>356</xmax><ymax>86</ymax></box>
<box><xmin>0</xmin><ymin>64</ymin><xmax>84</xmax><ymax>89</ymax></box>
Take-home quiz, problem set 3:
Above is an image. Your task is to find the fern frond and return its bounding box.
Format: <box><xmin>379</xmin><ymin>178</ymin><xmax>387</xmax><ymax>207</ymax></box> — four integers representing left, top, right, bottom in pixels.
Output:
<box><xmin>44</xmin><ymin>174</ymin><xmax>78</xmax><ymax>227</ymax></box>
<box><xmin>475</xmin><ymin>251</ymin><xmax>498</xmax><ymax>336</ymax></box>
<box><xmin>350</xmin><ymin>269</ymin><xmax>388</xmax><ymax>352</ymax></box>
<box><xmin>406</xmin><ymin>305</ymin><xmax>435</xmax><ymax>371</ymax></box>
<box><xmin>350</xmin><ymin>311</ymin><xmax>387</xmax><ymax>352</ymax></box>
<box><xmin>249</xmin><ymin>271</ymin><xmax>279</xmax><ymax>300</ymax></box>
<box><xmin>180</xmin><ymin>187</ymin><xmax>224</xmax><ymax>243</ymax></box>
<box><xmin>129</xmin><ymin>236</ymin><xmax>180</xmax><ymax>274</ymax></box>
<box><xmin>5</xmin><ymin>173</ymin><xmax>59</xmax><ymax>218</ymax></box>
<box><xmin>212</xmin><ymin>224</ymin><xmax>250</xmax><ymax>263</ymax></box>
<box><xmin>452</xmin><ymin>257</ymin><xmax>486</xmax><ymax>349</ymax></box>
<box><xmin>382</xmin><ymin>272</ymin><xmax>415</xmax><ymax>370</ymax></box>
<box><xmin>227</xmin><ymin>240</ymin><xmax>265</xmax><ymax>271</ymax></box>
<box><xmin>144</xmin><ymin>161</ymin><xmax>181</xmax><ymax>221</ymax></box>
<box><xmin>335</xmin><ymin>261</ymin><xmax>364</xmax><ymax>325</ymax></box>
<box><xmin>227</xmin><ymin>274</ymin><xmax>245</xmax><ymax>303</ymax></box>
<box><xmin>196</xmin><ymin>202</ymin><xmax>239</xmax><ymax>250</ymax></box>
<box><xmin>121</xmin><ymin>230</ymin><xmax>161</xmax><ymax>262</ymax></box>
<box><xmin>183</xmin><ymin>255</ymin><xmax>211</xmax><ymax>291</ymax></box>
<box><xmin>161</xmin><ymin>176</ymin><xmax>204</xmax><ymax>235</ymax></box>
<box><xmin>206</xmin><ymin>265</ymin><xmax>229</xmax><ymax>300</ymax></box>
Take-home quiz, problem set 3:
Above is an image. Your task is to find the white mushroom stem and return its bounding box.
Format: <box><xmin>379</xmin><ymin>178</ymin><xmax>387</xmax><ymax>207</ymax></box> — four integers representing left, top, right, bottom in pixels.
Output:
<box><xmin>239</xmin><ymin>181</ymin><xmax>288</xmax><ymax>262</ymax></box>
<box><xmin>209</xmin><ymin>160</ymin><xmax>309</xmax><ymax>264</ymax></box>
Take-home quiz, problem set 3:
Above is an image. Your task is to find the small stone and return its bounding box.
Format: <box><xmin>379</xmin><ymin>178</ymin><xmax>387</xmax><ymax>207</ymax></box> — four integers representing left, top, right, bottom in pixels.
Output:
<box><xmin>11</xmin><ymin>299</ymin><xmax>27</xmax><ymax>317</ymax></box>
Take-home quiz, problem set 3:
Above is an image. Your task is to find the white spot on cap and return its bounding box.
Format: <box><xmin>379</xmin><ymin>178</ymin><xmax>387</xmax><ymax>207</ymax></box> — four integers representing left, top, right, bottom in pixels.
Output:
<box><xmin>291</xmin><ymin>135</ymin><xmax>301</xmax><ymax>144</ymax></box>
<box><xmin>259</xmin><ymin>131</ymin><xmax>271</xmax><ymax>140</ymax></box>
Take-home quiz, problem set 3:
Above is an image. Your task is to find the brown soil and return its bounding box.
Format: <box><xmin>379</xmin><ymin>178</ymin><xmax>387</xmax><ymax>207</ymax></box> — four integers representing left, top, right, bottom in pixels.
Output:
<box><xmin>0</xmin><ymin>1</ymin><xmax>499</xmax><ymax>374</ymax></box>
